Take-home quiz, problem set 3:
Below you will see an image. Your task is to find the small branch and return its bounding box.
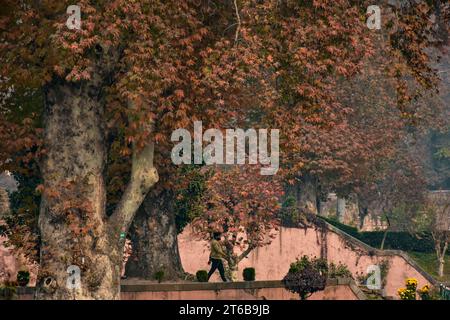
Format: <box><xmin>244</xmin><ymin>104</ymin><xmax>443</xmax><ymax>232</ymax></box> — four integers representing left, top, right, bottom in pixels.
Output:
<box><xmin>233</xmin><ymin>0</ymin><xmax>241</xmax><ymax>45</ymax></box>
<box><xmin>237</xmin><ymin>244</ymin><xmax>255</xmax><ymax>263</ymax></box>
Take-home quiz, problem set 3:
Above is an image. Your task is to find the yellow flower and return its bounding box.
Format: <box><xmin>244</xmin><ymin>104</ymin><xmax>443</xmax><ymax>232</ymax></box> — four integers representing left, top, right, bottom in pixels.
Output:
<box><xmin>398</xmin><ymin>281</ymin><xmax>418</xmax><ymax>300</ymax></box>
<box><xmin>418</xmin><ymin>284</ymin><xmax>430</xmax><ymax>293</ymax></box>
<box><xmin>397</xmin><ymin>288</ymin><xmax>406</xmax><ymax>296</ymax></box>
<box><xmin>406</xmin><ymin>278</ymin><xmax>418</xmax><ymax>286</ymax></box>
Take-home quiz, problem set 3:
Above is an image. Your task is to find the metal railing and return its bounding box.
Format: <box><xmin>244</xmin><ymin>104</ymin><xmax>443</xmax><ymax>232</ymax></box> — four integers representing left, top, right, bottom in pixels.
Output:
<box><xmin>440</xmin><ymin>284</ymin><xmax>450</xmax><ymax>300</ymax></box>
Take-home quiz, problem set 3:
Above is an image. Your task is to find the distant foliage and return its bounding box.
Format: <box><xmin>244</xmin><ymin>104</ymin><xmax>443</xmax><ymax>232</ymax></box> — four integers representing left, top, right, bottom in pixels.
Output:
<box><xmin>430</xmin><ymin>130</ymin><xmax>450</xmax><ymax>189</ymax></box>
<box><xmin>320</xmin><ymin>216</ymin><xmax>436</xmax><ymax>253</ymax></box>
<box><xmin>191</xmin><ymin>165</ymin><xmax>283</xmax><ymax>270</ymax></box>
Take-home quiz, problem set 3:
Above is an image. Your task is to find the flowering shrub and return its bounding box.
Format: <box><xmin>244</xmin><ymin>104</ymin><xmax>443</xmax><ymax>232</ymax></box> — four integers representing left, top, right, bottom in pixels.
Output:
<box><xmin>406</xmin><ymin>278</ymin><xmax>418</xmax><ymax>288</ymax></box>
<box><xmin>283</xmin><ymin>256</ymin><xmax>354</xmax><ymax>300</ymax></box>
<box><xmin>283</xmin><ymin>256</ymin><xmax>328</xmax><ymax>300</ymax></box>
<box><xmin>417</xmin><ymin>285</ymin><xmax>431</xmax><ymax>300</ymax></box>
<box><xmin>397</xmin><ymin>278</ymin><xmax>418</xmax><ymax>300</ymax></box>
<box><xmin>397</xmin><ymin>279</ymin><xmax>439</xmax><ymax>300</ymax></box>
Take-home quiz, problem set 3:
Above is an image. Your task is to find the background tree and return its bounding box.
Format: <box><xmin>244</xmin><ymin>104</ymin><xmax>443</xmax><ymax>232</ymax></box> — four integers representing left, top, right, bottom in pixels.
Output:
<box><xmin>413</xmin><ymin>194</ymin><xmax>450</xmax><ymax>277</ymax></box>
<box><xmin>125</xmin><ymin>166</ymin><xmax>207</xmax><ymax>280</ymax></box>
<box><xmin>191</xmin><ymin>165</ymin><xmax>283</xmax><ymax>280</ymax></box>
<box><xmin>277</xmin><ymin>0</ymin><xmax>448</xmax><ymax>215</ymax></box>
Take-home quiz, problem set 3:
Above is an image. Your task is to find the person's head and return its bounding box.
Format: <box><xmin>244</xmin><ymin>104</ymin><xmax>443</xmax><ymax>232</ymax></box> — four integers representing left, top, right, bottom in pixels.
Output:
<box><xmin>212</xmin><ymin>232</ymin><xmax>222</xmax><ymax>240</ymax></box>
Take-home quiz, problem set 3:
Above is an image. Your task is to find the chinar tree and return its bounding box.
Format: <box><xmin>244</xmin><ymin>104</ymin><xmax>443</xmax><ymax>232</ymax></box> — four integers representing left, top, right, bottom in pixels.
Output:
<box><xmin>0</xmin><ymin>0</ymin><xmax>213</xmax><ymax>299</ymax></box>
<box><xmin>0</xmin><ymin>0</ymin><xmax>447</xmax><ymax>299</ymax></box>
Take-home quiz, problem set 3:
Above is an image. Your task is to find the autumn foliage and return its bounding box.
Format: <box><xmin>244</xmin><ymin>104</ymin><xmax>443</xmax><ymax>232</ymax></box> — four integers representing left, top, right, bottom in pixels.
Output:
<box><xmin>0</xmin><ymin>0</ymin><xmax>448</xmax><ymax>298</ymax></box>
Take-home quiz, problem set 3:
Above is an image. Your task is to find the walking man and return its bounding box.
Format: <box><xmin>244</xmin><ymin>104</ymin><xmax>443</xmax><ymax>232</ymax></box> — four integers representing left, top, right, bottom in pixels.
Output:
<box><xmin>207</xmin><ymin>232</ymin><xmax>228</xmax><ymax>282</ymax></box>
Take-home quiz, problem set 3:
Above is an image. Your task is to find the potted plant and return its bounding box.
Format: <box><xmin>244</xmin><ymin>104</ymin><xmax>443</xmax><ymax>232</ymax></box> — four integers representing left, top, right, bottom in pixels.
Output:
<box><xmin>17</xmin><ymin>270</ymin><xmax>30</xmax><ymax>287</ymax></box>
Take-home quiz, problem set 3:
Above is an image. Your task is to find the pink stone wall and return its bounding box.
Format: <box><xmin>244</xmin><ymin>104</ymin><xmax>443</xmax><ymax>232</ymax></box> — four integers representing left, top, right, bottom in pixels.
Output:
<box><xmin>0</xmin><ymin>223</ymin><xmax>433</xmax><ymax>300</ymax></box>
<box><xmin>121</xmin><ymin>287</ymin><xmax>298</xmax><ymax>300</ymax></box>
<box><xmin>178</xmin><ymin>226</ymin><xmax>431</xmax><ymax>298</ymax></box>
<box><xmin>121</xmin><ymin>285</ymin><xmax>357</xmax><ymax>300</ymax></box>
<box><xmin>15</xmin><ymin>284</ymin><xmax>358</xmax><ymax>300</ymax></box>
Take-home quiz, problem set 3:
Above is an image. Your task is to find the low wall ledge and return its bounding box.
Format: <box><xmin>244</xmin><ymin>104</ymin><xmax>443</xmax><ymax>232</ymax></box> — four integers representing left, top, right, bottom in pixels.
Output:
<box><xmin>12</xmin><ymin>278</ymin><xmax>358</xmax><ymax>294</ymax></box>
<box><xmin>121</xmin><ymin>278</ymin><xmax>355</xmax><ymax>292</ymax></box>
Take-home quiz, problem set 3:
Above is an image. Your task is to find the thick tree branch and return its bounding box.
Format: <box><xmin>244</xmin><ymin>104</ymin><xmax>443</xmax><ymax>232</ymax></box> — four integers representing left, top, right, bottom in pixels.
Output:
<box><xmin>108</xmin><ymin>141</ymin><xmax>158</xmax><ymax>238</ymax></box>
<box><xmin>238</xmin><ymin>244</ymin><xmax>255</xmax><ymax>263</ymax></box>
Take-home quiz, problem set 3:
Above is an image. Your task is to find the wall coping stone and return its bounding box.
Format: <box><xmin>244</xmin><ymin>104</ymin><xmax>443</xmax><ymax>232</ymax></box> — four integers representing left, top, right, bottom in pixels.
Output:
<box><xmin>121</xmin><ymin>278</ymin><xmax>356</xmax><ymax>292</ymax></box>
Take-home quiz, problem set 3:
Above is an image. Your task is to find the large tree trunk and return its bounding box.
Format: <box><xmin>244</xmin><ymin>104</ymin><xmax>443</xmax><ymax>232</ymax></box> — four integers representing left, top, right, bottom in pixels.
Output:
<box><xmin>36</xmin><ymin>81</ymin><xmax>122</xmax><ymax>299</ymax></box>
<box><xmin>36</xmin><ymin>76</ymin><xmax>159</xmax><ymax>299</ymax></box>
<box><xmin>125</xmin><ymin>189</ymin><xmax>184</xmax><ymax>280</ymax></box>
<box><xmin>297</xmin><ymin>175</ymin><xmax>318</xmax><ymax>214</ymax></box>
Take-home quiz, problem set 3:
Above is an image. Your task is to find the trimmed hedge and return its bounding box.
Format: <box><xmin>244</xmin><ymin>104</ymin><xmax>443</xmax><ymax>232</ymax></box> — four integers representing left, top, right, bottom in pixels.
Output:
<box><xmin>196</xmin><ymin>270</ymin><xmax>208</xmax><ymax>282</ymax></box>
<box><xmin>319</xmin><ymin>216</ymin><xmax>436</xmax><ymax>253</ymax></box>
<box><xmin>243</xmin><ymin>267</ymin><xmax>256</xmax><ymax>281</ymax></box>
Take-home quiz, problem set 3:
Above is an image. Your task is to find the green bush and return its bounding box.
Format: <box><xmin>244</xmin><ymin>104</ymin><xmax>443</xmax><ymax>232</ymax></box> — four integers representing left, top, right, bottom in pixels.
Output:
<box><xmin>289</xmin><ymin>256</ymin><xmax>328</xmax><ymax>274</ymax></box>
<box><xmin>328</xmin><ymin>262</ymin><xmax>353</xmax><ymax>279</ymax></box>
<box><xmin>153</xmin><ymin>270</ymin><xmax>165</xmax><ymax>283</ymax></box>
<box><xmin>196</xmin><ymin>270</ymin><xmax>208</xmax><ymax>282</ymax></box>
<box><xmin>243</xmin><ymin>268</ymin><xmax>256</xmax><ymax>281</ymax></box>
